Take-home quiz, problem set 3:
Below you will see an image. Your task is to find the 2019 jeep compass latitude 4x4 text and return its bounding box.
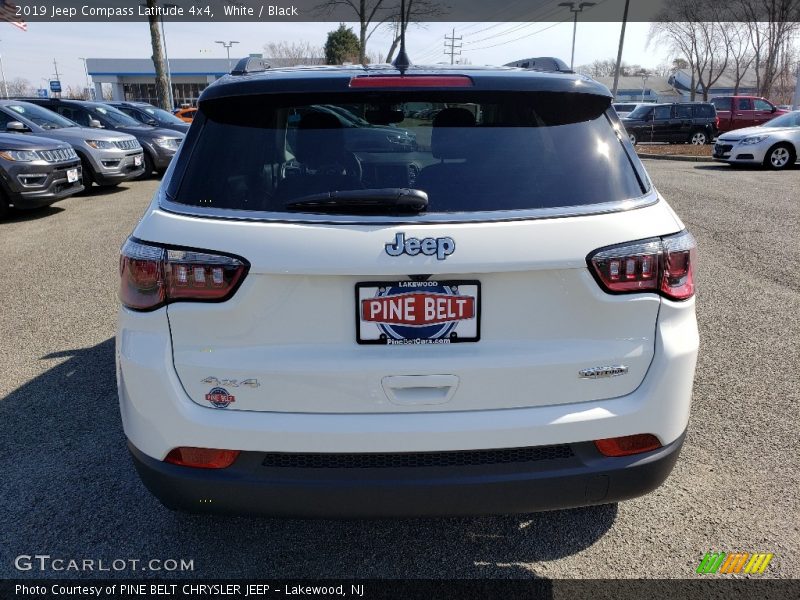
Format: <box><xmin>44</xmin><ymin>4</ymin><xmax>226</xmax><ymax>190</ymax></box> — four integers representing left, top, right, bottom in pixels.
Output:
<box><xmin>117</xmin><ymin>59</ymin><xmax>699</xmax><ymax>517</ymax></box>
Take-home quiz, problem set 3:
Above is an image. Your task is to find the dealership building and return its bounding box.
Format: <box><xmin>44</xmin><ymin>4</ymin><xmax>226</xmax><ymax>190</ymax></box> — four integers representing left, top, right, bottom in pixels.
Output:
<box><xmin>85</xmin><ymin>58</ymin><xmax>238</xmax><ymax>107</ymax></box>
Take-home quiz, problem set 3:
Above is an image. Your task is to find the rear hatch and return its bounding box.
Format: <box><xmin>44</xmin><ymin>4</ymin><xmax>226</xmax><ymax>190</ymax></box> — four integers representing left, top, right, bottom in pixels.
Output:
<box><xmin>142</xmin><ymin>76</ymin><xmax>680</xmax><ymax>413</ymax></box>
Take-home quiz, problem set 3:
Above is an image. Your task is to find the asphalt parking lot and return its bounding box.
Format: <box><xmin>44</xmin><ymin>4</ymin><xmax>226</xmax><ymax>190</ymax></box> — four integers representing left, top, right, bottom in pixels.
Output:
<box><xmin>1</xmin><ymin>160</ymin><xmax>798</xmax><ymax>580</ymax></box>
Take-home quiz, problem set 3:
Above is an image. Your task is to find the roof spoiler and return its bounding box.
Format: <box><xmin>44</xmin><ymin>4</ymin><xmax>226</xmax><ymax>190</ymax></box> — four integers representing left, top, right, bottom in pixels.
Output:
<box><xmin>230</xmin><ymin>57</ymin><xmax>271</xmax><ymax>76</ymax></box>
<box><xmin>504</xmin><ymin>57</ymin><xmax>573</xmax><ymax>73</ymax></box>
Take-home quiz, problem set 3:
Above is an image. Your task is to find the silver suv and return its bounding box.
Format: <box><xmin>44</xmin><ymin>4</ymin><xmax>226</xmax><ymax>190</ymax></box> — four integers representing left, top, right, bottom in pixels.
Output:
<box><xmin>0</xmin><ymin>100</ymin><xmax>144</xmax><ymax>187</ymax></box>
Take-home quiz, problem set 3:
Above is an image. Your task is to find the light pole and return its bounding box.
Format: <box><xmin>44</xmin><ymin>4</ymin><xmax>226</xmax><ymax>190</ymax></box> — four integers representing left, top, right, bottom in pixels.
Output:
<box><xmin>215</xmin><ymin>41</ymin><xmax>240</xmax><ymax>72</ymax></box>
<box><xmin>558</xmin><ymin>2</ymin><xmax>595</xmax><ymax>70</ymax></box>
<box><xmin>640</xmin><ymin>72</ymin><xmax>650</xmax><ymax>102</ymax></box>
<box><xmin>79</xmin><ymin>57</ymin><xmax>93</xmax><ymax>100</ymax></box>
<box><xmin>0</xmin><ymin>40</ymin><xmax>8</xmax><ymax>99</ymax></box>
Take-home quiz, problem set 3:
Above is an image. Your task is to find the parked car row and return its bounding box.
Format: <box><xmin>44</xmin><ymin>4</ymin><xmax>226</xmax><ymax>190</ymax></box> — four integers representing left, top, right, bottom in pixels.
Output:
<box><xmin>615</xmin><ymin>96</ymin><xmax>790</xmax><ymax>145</ymax></box>
<box><xmin>0</xmin><ymin>98</ymin><xmax>186</xmax><ymax>219</ymax></box>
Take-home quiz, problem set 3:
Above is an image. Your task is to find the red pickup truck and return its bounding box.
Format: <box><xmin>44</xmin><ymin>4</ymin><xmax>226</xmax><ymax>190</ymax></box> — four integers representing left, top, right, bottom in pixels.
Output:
<box><xmin>710</xmin><ymin>96</ymin><xmax>788</xmax><ymax>134</ymax></box>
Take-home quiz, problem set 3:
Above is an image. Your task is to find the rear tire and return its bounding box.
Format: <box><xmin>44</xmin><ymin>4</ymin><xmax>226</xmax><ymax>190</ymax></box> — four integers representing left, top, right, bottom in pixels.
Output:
<box><xmin>763</xmin><ymin>143</ymin><xmax>795</xmax><ymax>170</ymax></box>
<box><xmin>689</xmin><ymin>130</ymin><xmax>708</xmax><ymax>145</ymax></box>
<box><xmin>137</xmin><ymin>152</ymin><xmax>155</xmax><ymax>180</ymax></box>
<box><xmin>0</xmin><ymin>188</ymin><xmax>9</xmax><ymax>220</ymax></box>
<box><xmin>79</xmin><ymin>158</ymin><xmax>95</xmax><ymax>189</ymax></box>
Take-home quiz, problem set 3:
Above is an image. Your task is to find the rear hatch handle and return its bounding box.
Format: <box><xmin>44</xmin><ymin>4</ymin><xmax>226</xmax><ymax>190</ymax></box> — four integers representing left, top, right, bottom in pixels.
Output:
<box><xmin>381</xmin><ymin>375</ymin><xmax>459</xmax><ymax>406</ymax></box>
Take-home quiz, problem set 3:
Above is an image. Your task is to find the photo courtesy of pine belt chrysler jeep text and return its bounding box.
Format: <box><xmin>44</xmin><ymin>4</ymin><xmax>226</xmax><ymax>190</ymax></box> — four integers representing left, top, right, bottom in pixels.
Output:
<box><xmin>117</xmin><ymin>57</ymin><xmax>699</xmax><ymax>517</ymax></box>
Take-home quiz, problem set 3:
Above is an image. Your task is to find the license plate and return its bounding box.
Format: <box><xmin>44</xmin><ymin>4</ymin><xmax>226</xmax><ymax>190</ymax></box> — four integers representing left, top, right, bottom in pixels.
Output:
<box><xmin>134</xmin><ymin>154</ymin><xmax>143</xmax><ymax>167</ymax></box>
<box><xmin>66</xmin><ymin>168</ymin><xmax>78</xmax><ymax>183</ymax></box>
<box><xmin>356</xmin><ymin>280</ymin><xmax>480</xmax><ymax>345</ymax></box>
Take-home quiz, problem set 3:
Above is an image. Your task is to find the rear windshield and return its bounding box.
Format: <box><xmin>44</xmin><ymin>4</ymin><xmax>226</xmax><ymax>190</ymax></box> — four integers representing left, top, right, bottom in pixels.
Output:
<box><xmin>169</xmin><ymin>91</ymin><xmax>647</xmax><ymax>216</ymax></box>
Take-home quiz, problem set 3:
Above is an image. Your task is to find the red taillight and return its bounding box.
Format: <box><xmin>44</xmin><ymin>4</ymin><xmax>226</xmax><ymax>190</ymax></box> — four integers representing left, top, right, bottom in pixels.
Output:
<box><xmin>119</xmin><ymin>239</ymin><xmax>248</xmax><ymax>311</ymax></box>
<box><xmin>594</xmin><ymin>434</ymin><xmax>662</xmax><ymax>457</ymax></box>
<box><xmin>349</xmin><ymin>75</ymin><xmax>473</xmax><ymax>88</ymax></box>
<box><xmin>164</xmin><ymin>447</ymin><xmax>240</xmax><ymax>469</ymax></box>
<box><xmin>588</xmin><ymin>230</ymin><xmax>696</xmax><ymax>301</ymax></box>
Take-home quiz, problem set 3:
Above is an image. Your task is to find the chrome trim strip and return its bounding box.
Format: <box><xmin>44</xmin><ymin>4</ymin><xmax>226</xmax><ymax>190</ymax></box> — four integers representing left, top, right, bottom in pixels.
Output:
<box><xmin>158</xmin><ymin>189</ymin><xmax>660</xmax><ymax>225</ymax></box>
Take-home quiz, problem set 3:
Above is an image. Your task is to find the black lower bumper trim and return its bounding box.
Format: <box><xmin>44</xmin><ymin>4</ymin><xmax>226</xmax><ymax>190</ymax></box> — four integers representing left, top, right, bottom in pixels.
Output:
<box><xmin>129</xmin><ymin>432</ymin><xmax>685</xmax><ymax>518</ymax></box>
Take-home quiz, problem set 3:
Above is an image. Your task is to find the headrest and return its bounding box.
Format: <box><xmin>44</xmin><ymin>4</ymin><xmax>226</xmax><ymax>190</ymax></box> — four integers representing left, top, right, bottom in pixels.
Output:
<box><xmin>295</xmin><ymin>110</ymin><xmax>346</xmax><ymax>168</ymax></box>
<box><xmin>431</xmin><ymin>107</ymin><xmax>476</xmax><ymax>159</ymax></box>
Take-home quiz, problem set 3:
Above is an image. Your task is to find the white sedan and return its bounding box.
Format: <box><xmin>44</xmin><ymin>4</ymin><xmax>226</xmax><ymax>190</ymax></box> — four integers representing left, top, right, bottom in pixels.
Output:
<box><xmin>713</xmin><ymin>111</ymin><xmax>800</xmax><ymax>170</ymax></box>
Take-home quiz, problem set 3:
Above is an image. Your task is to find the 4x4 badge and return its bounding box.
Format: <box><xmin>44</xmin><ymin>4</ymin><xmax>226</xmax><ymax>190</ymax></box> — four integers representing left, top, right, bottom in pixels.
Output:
<box><xmin>385</xmin><ymin>233</ymin><xmax>455</xmax><ymax>261</ymax></box>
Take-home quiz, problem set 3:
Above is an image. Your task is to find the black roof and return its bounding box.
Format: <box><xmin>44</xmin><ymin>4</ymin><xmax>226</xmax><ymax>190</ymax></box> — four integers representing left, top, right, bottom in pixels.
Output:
<box><xmin>198</xmin><ymin>64</ymin><xmax>612</xmax><ymax>103</ymax></box>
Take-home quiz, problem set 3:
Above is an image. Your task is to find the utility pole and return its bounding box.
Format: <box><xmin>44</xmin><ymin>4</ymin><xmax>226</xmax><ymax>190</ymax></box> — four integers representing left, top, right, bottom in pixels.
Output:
<box><xmin>444</xmin><ymin>28</ymin><xmax>462</xmax><ymax>65</ymax></box>
<box><xmin>559</xmin><ymin>2</ymin><xmax>595</xmax><ymax>70</ymax></box>
<box><xmin>611</xmin><ymin>0</ymin><xmax>630</xmax><ymax>99</ymax></box>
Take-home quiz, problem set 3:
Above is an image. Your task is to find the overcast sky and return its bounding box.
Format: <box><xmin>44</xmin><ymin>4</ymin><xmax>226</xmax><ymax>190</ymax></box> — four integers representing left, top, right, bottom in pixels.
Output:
<box><xmin>0</xmin><ymin>21</ymin><xmax>670</xmax><ymax>90</ymax></box>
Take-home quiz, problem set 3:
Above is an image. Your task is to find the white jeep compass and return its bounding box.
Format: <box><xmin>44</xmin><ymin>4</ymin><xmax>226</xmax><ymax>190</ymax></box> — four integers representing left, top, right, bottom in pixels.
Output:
<box><xmin>117</xmin><ymin>57</ymin><xmax>698</xmax><ymax>517</ymax></box>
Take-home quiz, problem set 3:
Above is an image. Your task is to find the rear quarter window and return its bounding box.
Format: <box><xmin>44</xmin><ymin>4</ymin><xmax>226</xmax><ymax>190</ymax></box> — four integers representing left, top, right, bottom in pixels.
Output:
<box><xmin>695</xmin><ymin>104</ymin><xmax>715</xmax><ymax>118</ymax></box>
<box><xmin>168</xmin><ymin>91</ymin><xmax>648</xmax><ymax>218</ymax></box>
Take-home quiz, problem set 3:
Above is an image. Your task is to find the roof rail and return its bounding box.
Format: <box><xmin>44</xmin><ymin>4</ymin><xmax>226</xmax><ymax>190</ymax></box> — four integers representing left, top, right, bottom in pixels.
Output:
<box><xmin>504</xmin><ymin>57</ymin><xmax>572</xmax><ymax>73</ymax></box>
<box><xmin>230</xmin><ymin>57</ymin><xmax>271</xmax><ymax>76</ymax></box>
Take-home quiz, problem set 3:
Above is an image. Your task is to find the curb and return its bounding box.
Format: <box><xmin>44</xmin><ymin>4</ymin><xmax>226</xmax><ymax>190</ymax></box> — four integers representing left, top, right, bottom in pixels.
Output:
<box><xmin>637</xmin><ymin>153</ymin><xmax>716</xmax><ymax>163</ymax></box>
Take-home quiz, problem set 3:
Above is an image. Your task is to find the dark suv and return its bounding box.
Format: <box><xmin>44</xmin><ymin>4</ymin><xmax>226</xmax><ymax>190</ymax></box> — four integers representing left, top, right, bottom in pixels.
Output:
<box><xmin>0</xmin><ymin>132</ymin><xmax>83</xmax><ymax>218</ymax></box>
<box><xmin>21</xmin><ymin>98</ymin><xmax>184</xmax><ymax>177</ymax></box>
<box><xmin>622</xmin><ymin>102</ymin><xmax>717</xmax><ymax>145</ymax></box>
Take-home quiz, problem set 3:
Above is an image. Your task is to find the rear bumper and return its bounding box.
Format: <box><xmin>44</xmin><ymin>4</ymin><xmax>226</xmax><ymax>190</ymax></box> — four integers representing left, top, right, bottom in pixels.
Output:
<box><xmin>129</xmin><ymin>432</ymin><xmax>685</xmax><ymax>517</ymax></box>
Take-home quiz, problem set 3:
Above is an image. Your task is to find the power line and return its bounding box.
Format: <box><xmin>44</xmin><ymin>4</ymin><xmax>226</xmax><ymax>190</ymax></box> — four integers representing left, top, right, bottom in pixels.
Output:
<box><xmin>461</xmin><ymin>20</ymin><xmax>568</xmax><ymax>52</ymax></box>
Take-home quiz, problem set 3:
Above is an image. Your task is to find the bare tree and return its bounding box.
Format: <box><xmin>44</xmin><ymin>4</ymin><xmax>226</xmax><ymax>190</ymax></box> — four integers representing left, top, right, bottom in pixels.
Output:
<box><xmin>315</xmin><ymin>0</ymin><xmax>392</xmax><ymax>63</ymax></box>
<box><xmin>64</xmin><ymin>85</ymin><xmax>90</xmax><ymax>100</ymax></box>
<box><xmin>263</xmin><ymin>41</ymin><xmax>325</xmax><ymax>65</ymax></box>
<box><xmin>1</xmin><ymin>77</ymin><xmax>34</xmax><ymax>96</ymax></box>
<box><xmin>576</xmin><ymin>59</ymin><xmax>647</xmax><ymax>78</ymax></box>
<box><xmin>649</xmin><ymin>17</ymin><xmax>700</xmax><ymax>99</ymax></box>
<box><xmin>650</xmin><ymin>0</ymin><xmax>731</xmax><ymax>100</ymax></box>
<box><xmin>735</xmin><ymin>0</ymin><xmax>800</xmax><ymax>98</ymax></box>
<box><xmin>383</xmin><ymin>0</ymin><xmax>443</xmax><ymax>63</ymax></box>
<box><xmin>316</xmin><ymin>0</ymin><xmax>443</xmax><ymax>64</ymax></box>
<box><xmin>723</xmin><ymin>22</ymin><xmax>755</xmax><ymax>96</ymax></box>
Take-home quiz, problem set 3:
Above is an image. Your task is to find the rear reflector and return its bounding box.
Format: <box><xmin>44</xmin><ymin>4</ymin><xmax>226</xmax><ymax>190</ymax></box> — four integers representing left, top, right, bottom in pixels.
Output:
<box><xmin>588</xmin><ymin>230</ymin><xmax>696</xmax><ymax>300</ymax></box>
<box><xmin>164</xmin><ymin>447</ymin><xmax>240</xmax><ymax>469</ymax></box>
<box><xmin>594</xmin><ymin>434</ymin><xmax>662</xmax><ymax>457</ymax></box>
<box><xmin>349</xmin><ymin>75</ymin><xmax>473</xmax><ymax>88</ymax></box>
<box><xmin>120</xmin><ymin>239</ymin><xmax>248</xmax><ymax>311</ymax></box>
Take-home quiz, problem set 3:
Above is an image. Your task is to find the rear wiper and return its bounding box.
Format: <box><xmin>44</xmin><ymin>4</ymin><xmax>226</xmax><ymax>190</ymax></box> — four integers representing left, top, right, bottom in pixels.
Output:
<box><xmin>286</xmin><ymin>188</ymin><xmax>428</xmax><ymax>213</ymax></box>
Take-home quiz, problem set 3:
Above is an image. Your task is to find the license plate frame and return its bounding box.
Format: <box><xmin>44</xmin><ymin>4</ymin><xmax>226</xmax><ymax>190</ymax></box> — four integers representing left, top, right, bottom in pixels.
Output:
<box><xmin>66</xmin><ymin>168</ymin><xmax>78</xmax><ymax>183</ymax></box>
<box><xmin>134</xmin><ymin>154</ymin><xmax>143</xmax><ymax>167</ymax></box>
<box><xmin>355</xmin><ymin>279</ymin><xmax>481</xmax><ymax>345</ymax></box>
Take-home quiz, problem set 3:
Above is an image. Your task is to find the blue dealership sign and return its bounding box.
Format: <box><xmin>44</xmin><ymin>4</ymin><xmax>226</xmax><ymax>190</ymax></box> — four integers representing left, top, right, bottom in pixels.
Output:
<box><xmin>49</xmin><ymin>80</ymin><xmax>62</xmax><ymax>93</ymax></box>
<box><xmin>37</xmin><ymin>88</ymin><xmax>49</xmax><ymax>98</ymax></box>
